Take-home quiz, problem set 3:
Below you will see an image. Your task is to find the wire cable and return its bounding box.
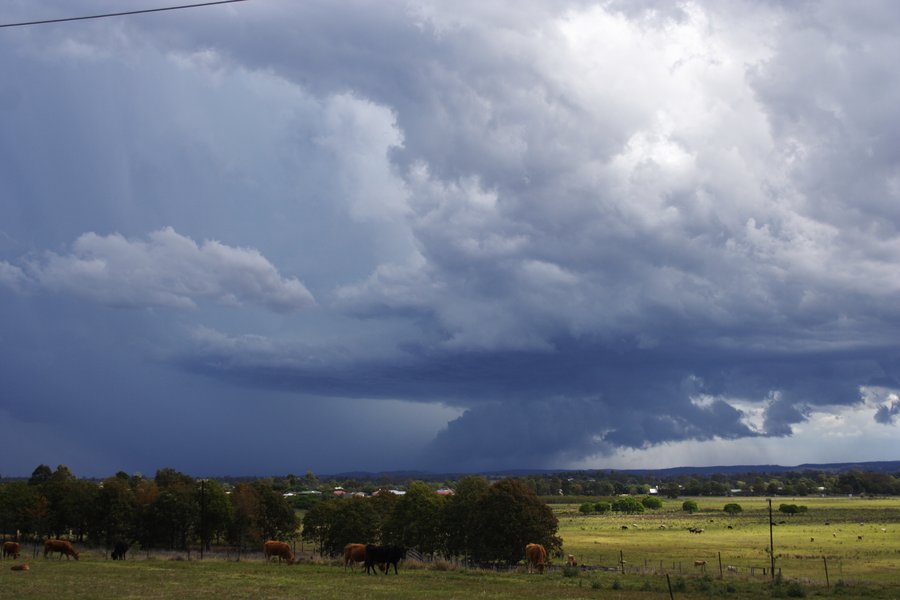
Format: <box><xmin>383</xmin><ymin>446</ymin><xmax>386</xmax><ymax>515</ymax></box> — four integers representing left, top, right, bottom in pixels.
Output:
<box><xmin>0</xmin><ymin>0</ymin><xmax>248</xmax><ymax>29</ymax></box>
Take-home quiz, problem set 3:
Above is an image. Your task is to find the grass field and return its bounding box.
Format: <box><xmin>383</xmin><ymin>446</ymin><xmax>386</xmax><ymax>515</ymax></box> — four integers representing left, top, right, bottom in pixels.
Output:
<box><xmin>1</xmin><ymin>496</ymin><xmax>898</xmax><ymax>599</ymax></box>
<box><xmin>555</xmin><ymin>496</ymin><xmax>900</xmax><ymax>587</ymax></box>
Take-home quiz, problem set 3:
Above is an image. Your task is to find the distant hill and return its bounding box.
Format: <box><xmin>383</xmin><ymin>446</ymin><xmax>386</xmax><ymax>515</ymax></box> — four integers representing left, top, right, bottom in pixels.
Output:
<box><xmin>325</xmin><ymin>460</ymin><xmax>900</xmax><ymax>481</ymax></box>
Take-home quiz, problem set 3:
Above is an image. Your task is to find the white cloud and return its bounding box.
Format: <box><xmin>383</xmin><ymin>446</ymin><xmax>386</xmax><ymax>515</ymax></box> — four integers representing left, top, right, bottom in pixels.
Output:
<box><xmin>0</xmin><ymin>261</ymin><xmax>27</xmax><ymax>292</ymax></box>
<box><xmin>18</xmin><ymin>227</ymin><xmax>314</xmax><ymax>312</ymax></box>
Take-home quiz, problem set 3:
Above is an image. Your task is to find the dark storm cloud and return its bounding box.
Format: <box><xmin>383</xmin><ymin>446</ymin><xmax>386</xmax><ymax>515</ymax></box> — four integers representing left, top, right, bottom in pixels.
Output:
<box><xmin>2</xmin><ymin>0</ymin><xmax>900</xmax><ymax>475</ymax></box>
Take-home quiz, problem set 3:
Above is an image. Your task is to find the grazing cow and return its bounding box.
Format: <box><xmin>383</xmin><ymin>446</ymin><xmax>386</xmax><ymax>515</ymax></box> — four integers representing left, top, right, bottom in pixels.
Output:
<box><xmin>524</xmin><ymin>543</ymin><xmax>547</xmax><ymax>574</ymax></box>
<box><xmin>694</xmin><ymin>560</ymin><xmax>707</xmax><ymax>569</ymax></box>
<box><xmin>263</xmin><ymin>540</ymin><xmax>295</xmax><ymax>564</ymax></box>
<box><xmin>727</xmin><ymin>565</ymin><xmax>738</xmax><ymax>573</ymax></box>
<box><xmin>343</xmin><ymin>543</ymin><xmax>368</xmax><ymax>570</ymax></box>
<box><xmin>11</xmin><ymin>564</ymin><xmax>30</xmax><ymax>571</ymax></box>
<box><xmin>364</xmin><ymin>545</ymin><xmax>406</xmax><ymax>575</ymax></box>
<box><xmin>44</xmin><ymin>539</ymin><xmax>79</xmax><ymax>560</ymax></box>
<box><xmin>3</xmin><ymin>541</ymin><xmax>21</xmax><ymax>559</ymax></box>
<box><xmin>111</xmin><ymin>540</ymin><xmax>130</xmax><ymax>560</ymax></box>
<box><xmin>567</xmin><ymin>554</ymin><xmax>577</xmax><ymax>567</ymax></box>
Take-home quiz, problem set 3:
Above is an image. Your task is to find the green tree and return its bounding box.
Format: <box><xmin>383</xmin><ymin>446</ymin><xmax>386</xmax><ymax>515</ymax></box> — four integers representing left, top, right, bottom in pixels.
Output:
<box><xmin>612</xmin><ymin>497</ymin><xmax>645</xmax><ymax>514</ymax></box>
<box><xmin>0</xmin><ymin>481</ymin><xmax>40</xmax><ymax>538</ymax></box>
<box><xmin>253</xmin><ymin>481</ymin><xmax>298</xmax><ymax>541</ymax></box>
<box><xmin>443</xmin><ymin>476</ymin><xmax>489</xmax><ymax>561</ymax></box>
<box><xmin>229</xmin><ymin>483</ymin><xmax>261</xmax><ymax>550</ymax></box>
<box><xmin>593</xmin><ymin>501</ymin><xmax>612</xmax><ymax>513</ymax></box>
<box><xmin>468</xmin><ymin>479</ymin><xmax>560</xmax><ymax>565</ymax></box>
<box><xmin>641</xmin><ymin>496</ymin><xmax>663</xmax><ymax>510</ymax></box>
<box><xmin>384</xmin><ymin>481</ymin><xmax>446</xmax><ymax>555</ymax></box>
<box><xmin>682</xmin><ymin>500</ymin><xmax>699</xmax><ymax>514</ymax></box>
<box><xmin>89</xmin><ymin>476</ymin><xmax>137</xmax><ymax>546</ymax></box>
<box><xmin>723</xmin><ymin>503</ymin><xmax>743</xmax><ymax>515</ymax></box>
<box><xmin>196</xmin><ymin>480</ymin><xmax>232</xmax><ymax>549</ymax></box>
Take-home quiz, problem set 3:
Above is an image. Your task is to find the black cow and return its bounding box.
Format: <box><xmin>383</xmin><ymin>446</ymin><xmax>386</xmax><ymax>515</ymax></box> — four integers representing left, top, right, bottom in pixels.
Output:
<box><xmin>111</xmin><ymin>540</ymin><xmax>129</xmax><ymax>560</ymax></box>
<box><xmin>364</xmin><ymin>544</ymin><xmax>407</xmax><ymax>574</ymax></box>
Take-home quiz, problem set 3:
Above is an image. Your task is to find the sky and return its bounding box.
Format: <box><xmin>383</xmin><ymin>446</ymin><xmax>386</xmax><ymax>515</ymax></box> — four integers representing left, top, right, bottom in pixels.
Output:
<box><xmin>1</xmin><ymin>0</ymin><xmax>899</xmax><ymax>478</ymax></box>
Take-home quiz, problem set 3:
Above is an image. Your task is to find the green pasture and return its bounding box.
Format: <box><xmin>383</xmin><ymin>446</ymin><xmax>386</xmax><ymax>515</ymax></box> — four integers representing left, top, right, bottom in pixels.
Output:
<box><xmin>555</xmin><ymin>496</ymin><xmax>900</xmax><ymax>586</ymax></box>
<box><xmin>1</xmin><ymin>496</ymin><xmax>898</xmax><ymax>599</ymax></box>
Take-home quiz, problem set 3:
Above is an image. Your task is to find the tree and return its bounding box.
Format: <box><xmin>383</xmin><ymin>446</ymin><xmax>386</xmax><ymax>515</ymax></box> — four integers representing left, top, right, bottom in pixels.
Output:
<box><xmin>593</xmin><ymin>501</ymin><xmax>612</xmax><ymax>514</ymax></box>
<box><xmin>384</xmin><ymin>481</ymin><xmax>446</xmax><ymax>555</ymax></box>
<box><xmin>229</xmin><ymin>483</ymin><xmax>261</xmax><ymax>550</ymax></box>
<box><xmin>468</xmin><ymin>479</ymin><xmax>560</xmax><ymax>565</ymax></box>
<box><xmin>0</xmin><ymin>481</ymin><xmax>40</xmax><ymax>538</ymax></box>
<box><xmin>641</xmin><ymin>496</ymin><xmax>663</xmax><ymax>510</ymax></box>
<box><xmin>682</xmin><ymin>500</ymin><xmax>699</xmax><ymax>514</ymax></box>
<box><xmin>301</xmin><ymin>497</ymin><xmax>379</xmax><ymax>557</ymax></box>
<box><xmin>443</xmin><ymin>476</ymin><xmax>489</xmax><ymax>561</ymax></box>
<box><xmin>612</xmin><ymin>497</ymin><xmax>645</xmax><ymax>514</ymax></box>
<box><xmin>252</xmin><ymin>481</ymin><xmax>297</xmax><ymax>541</ymax></box>
<box><xmin>195</xmin><ymin>480</ymin><xmax>231</xmax><ymax>549</ymax></box>
<box><xmin>89</xmin><ymin>476</ymin><xmax>137</xmax><ymax>547</ymax></box>
<box><xmin>723</xmin><ymin>503</ymin><xmax>743</xmax><ymax>515</ymax></box>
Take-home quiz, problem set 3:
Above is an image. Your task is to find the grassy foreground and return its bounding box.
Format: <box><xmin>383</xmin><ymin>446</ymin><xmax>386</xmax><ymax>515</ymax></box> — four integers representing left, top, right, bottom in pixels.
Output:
<box><xmin>1</xmin><ymin>554</ymin><xmax>898</xmax><ymax>600</ymax></box>
<box><xmin>2</xmin><ymin>496</ymin><xmax>898</xmax><ymax>599</ymax></box>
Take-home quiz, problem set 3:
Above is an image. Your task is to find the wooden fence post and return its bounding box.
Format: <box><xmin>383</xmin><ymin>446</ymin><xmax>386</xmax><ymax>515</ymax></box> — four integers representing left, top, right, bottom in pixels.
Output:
<box><xmin>823</xmin><ymin>556</ymin><xmax>830</xmax><ymax>588</ymax></box>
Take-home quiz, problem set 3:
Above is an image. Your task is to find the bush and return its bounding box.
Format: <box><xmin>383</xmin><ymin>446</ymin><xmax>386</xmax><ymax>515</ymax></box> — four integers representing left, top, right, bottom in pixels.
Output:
<box><xmin>579</xmin><ymin>503</ymin><xmax>594</xmax><ymax>514</ymax></box>
<box><xmin>562</xmin><ymin>564</ymin><xmax>580</xmax><ymax>578</ymax></box>
<box><xmin>593</xmin><ymin>501</ymin><xmax>611</xmax><ymax>514</ymax></box>
<box><xmin>723</xmin><ymin>503</ymin><xmax>743</xmax><ymax>514</ymax></box>
<box><xmin>612</xmin><ymin>497</ymin><xmax>645</xmax><ymax>514</ymax></box>
<box><xmin>641</xmin><ymin>496</ymin><xmax>663</xmax><ymax>510</ymax></box>
<box><xmin>682</xmin><ymin>500</ymin><xmax>699</xmax><ymax>514</ymax></box>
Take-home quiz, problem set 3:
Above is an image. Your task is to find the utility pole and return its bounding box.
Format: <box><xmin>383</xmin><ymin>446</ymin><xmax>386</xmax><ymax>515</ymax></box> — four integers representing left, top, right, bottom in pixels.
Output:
<box><xmin>199</xmin><ymin>479</ymin><xmax>207</xmax><ymax>560</ymax></box>
<box><xmin>768</xmin><ymin>498</ymin><xmax>775</xmax><ymax>581</ymax></box>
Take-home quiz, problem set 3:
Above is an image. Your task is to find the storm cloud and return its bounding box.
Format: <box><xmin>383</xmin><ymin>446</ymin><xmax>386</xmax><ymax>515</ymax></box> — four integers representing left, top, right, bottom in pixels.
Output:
<box><xmin>1</xmin><ymin>0</ymin><xmax>898</xmax><ymax>476</ymax></box>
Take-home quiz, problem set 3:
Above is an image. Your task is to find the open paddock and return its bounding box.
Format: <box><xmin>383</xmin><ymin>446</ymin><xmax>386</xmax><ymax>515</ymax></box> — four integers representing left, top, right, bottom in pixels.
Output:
<box><xmin>555</xmin><ymin>495</ymin><xmax>900</xmax><ymax>586</ymax></box>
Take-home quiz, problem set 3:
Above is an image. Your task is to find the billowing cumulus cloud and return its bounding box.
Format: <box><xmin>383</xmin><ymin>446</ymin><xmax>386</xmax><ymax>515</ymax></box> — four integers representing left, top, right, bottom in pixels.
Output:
<box><xmin>4</xmin><ymin>228</ymin><xmax>314</xmax><ymax>312</ymax></box>
<box><xmin>1</xmin><ymin>0</ymin><xmax>899</xmax><ymax>476</ymax></box>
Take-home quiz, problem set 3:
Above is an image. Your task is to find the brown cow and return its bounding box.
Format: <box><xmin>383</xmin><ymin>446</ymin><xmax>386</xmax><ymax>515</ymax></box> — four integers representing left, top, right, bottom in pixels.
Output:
<box><xmin>11</xmin><ymin>563</ymin><xmax>30</xmax><ymax>571</ymax></box>
<box><xmin>567</xmin><ymin>554</ymin><xmax>577</xmax><ymax>567</ymax></box>
<box><xmin>343</xmin><ymin>543</ymin><xmax>367</xmax><ymax>570</ymax></box>
<box><xmin>525</xmin><ymin>543</ymin><xmax>547</xmax><ymax>574</ymax></box>
<box><xmin>3</xmin><ymin>541</ymin><xmax>21</xmax><ymax>559</ymax></box>
<box><xmin>44</xmin><ymin>539</ymin><xmax>79</xmax><ymax>560</ymax></box>
<box><xmin>263</xmin><ymin>540</ymin><xmax>295</xmax><ymax>564</ymax></box>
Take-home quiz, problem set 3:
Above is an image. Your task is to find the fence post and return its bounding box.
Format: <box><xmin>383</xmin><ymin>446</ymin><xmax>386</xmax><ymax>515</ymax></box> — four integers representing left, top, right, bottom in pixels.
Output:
<box><xmin>666</xmin><ymin>573</ymin><xmax>675</xmax><ymax>600</ymax></box>
<box><xmin>620</xmin><ymin>550</ymin><xmax>625</xmax><ymax>574</ymax></box>
<box><xmin>718</xmin><ymin>552</ymin><xmax>723</xmax><ymax>579</ymax></box>
<box><xmin>823</xmin><ymin>556</ymin><xmax>829</xmax><ymax>588</ymax></box>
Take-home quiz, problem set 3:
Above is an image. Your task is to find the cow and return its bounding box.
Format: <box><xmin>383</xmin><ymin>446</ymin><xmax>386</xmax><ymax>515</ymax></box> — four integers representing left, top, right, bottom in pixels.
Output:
<box><xmin>44</xmin><ymin>539</ymin><xmax>79</xmax><ymax>560</ymax></box>
<box><xmin>694</xmin><ymin>560</ymin><xmax>707</xmax><ymax>570</ymax></box>
<box><xmin>567</xmin><ymin>554</ymin><xmax>577</xmax><ymax>567</ymax></box>
<box><xmin>11</xmin><ymin>564</ymin><xmax>30</xmax><ymax>571</ymax></box>
<box><xmin>364</xmin><ymin>545</ymin><xmax>406</xmax><ymax>575</ymax></box>
<box><xmin>3</xmin><ymin>541</ymin><xmax>21</xmax><ymax>559</ymax></box>
<box><xmin>263</xmin><ymin>540</ymin><xmax>295</xmax><ymax>565</ymax></box>
<box><xmin>525</xmin><ymin>543</ymin><xmax>547</xmax><ymax>574</ymax></box>
<box><xmin>111</xmin><ymin>540</ymin><xmax>129</xmax><ymax>560</ymax></box>
<box><xmin>343</xmin><ymin>543</ymin><xmax>368</xmax><ymax>570</ymax></box>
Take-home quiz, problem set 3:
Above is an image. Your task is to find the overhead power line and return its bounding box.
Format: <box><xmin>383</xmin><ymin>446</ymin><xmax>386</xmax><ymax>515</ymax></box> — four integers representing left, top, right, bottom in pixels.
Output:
<box><xmin>0</xmin><ymin>0</ymin><xmax>248</xmax><ymax>29</ymax></box>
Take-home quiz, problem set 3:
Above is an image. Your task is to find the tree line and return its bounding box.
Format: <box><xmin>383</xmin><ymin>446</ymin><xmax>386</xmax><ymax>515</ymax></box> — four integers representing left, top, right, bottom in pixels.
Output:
<box><xmin>0</xmin><ymin>465</ymin><xmax>296</xmax><ymax>551</ymax></box>
<box><xmin>301</xmin><ymin>477</ymin><xmax>560</xmax><ymax>566</ymax></box>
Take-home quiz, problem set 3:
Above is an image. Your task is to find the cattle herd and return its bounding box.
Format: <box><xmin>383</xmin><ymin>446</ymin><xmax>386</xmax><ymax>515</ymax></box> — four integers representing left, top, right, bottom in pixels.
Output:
<box><xmin>3</xmin><ymin>538</ymin><xmax>551</xmax><ymax>576</ymax></box>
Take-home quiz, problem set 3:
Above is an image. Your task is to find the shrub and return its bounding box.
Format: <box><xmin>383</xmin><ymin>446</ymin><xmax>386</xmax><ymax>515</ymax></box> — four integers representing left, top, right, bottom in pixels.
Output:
<box><xmin>593</xmin><ymin>501</ymin><xmax>612</xmax><ymax>514</ymax></box>
<box><xmin>641</xmin><ymin>496</ymin><xmax>663</xmax><ymax>510</ymax></box>
<box><xmin>612</xmin><ymin>497</ymin><xmax>645</xmax><ymax>514</ymax></box>
<box><xmin>682</xmin><ymin>500</ymin><xmax>699</xmax><ymax>514</ymax></box>
<box><xmin>723</xmin><ymin>503</ymin><xmax>743</xmax><ymax>514</ymax></box>
<box><xmin>562</xmin><ymin>564</ymin><xmax>580</xmax><ymax>578</ymax></box>
<box><xmin>579</xmin><ymin>503</ymin><xmax>594</xmax><ymax>514</ymax></box>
